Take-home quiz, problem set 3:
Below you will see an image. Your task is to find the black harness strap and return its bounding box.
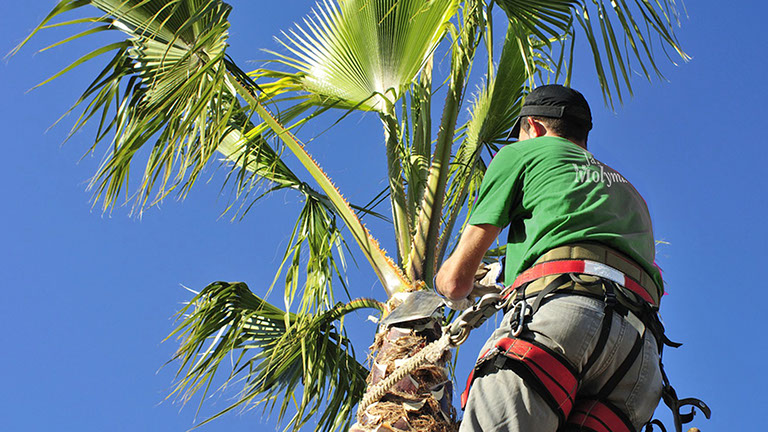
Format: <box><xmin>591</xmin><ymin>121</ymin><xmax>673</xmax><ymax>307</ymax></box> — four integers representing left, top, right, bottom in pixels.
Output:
<box><xmin>653</xmin><ymin>364</ymin><xmax>711</xmax><ymax>432</ymax></box>
<box><xmin>597</xmin><ymin>330</ymin><xmax>644</xmax><ymax>399</ymax></box>
<box><xmin>582</xmin><ymin>280</ymin><xmax>617</xmax><ymax>376</ymax></box>
<box><xmin>530</xmin><ymin>273</ymin><xmax>573</xmax><ymax>314</ymax></box>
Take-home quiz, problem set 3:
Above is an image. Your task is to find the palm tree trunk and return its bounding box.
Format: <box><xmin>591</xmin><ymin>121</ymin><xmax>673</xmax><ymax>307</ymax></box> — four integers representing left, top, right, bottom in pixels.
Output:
<box><xmin>352</xmin><ymin>316</ymin><xmax>458</xmax><ymax>432</ymax></box>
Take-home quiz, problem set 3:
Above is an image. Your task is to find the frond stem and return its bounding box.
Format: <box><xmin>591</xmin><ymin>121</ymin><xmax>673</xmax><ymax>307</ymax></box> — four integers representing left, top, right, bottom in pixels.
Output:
<box><xmin>228</xmin><ymin>70</ymin><xmax>411</xmax><ymax>297</ymax></box>
<box><xmin>380</xmin><ymin>106</ymin><xmax>411</xmax><ymax>269</ymax></box>
<box><xmin>408</xmin><ymin>0</ymin><xmax>483</xmax><ymax>282</ymax></box>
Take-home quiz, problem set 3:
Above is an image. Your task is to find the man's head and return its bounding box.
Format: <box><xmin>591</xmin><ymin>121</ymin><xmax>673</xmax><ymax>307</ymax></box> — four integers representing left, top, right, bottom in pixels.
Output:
<box><xmin>509</xmin><ymin>85</ymin><xmax>592</xmax><ymax>147</ymax></box>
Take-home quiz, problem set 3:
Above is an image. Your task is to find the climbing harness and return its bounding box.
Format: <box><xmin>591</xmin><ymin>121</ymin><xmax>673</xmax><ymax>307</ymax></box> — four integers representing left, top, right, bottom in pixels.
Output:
<box><xmin>462</xmin><ymin>336</ymin><xmax>580</xmax><ymax>423</ymax></box>
<box><xmin>458</xmin><ymin>244</ymin><xmax>709</xmax><ymax>432</ymax></box>
<box><xmin>360</xmin><ymin>245</ymin><xmax>709</xmax><ymax>431</ymax></box>
<box><xmin>567</xmin><ymin>399</ymin><xmax>636</xmax><ymax>432</ymax></box>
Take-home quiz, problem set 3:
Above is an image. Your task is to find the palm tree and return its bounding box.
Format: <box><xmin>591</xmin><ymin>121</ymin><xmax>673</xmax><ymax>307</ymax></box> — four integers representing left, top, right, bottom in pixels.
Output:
<box><xmin>12</xmin><ymin>0</ymin><xmax>687</xmax><ymax>430</ymax></box>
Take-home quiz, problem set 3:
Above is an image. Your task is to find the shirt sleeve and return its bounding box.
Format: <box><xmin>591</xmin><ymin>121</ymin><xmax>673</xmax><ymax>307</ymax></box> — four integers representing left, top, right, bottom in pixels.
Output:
<box><xmin>468</xmin><ymin>145</ymin><xmax>525</xmax><ymax>228</ymax></box>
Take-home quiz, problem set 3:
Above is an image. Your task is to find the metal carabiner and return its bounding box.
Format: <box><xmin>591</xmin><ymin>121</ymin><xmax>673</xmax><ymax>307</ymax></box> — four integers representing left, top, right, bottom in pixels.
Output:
<box><xmin>476</xmin><ymin>292</ymin><xmax>502</xmax><ymax>311</ymax></box>
<box><xmin>446</xmin><ymin>293</ymin><xmax>503</xmax><ymax>346</ymax></box>
<box><xmin>511</xmin><ymin>299</ymin><xmax>531</xmax><ymax>337</ymax></box>
<box><xmin>446</xmin><ymin>313</ymin><xmax>472</xmax><ymax>346</ymax></box>
<box><xmin>448</xmin><ymin>324</ymin><xmax>471</xmax><ymax>346</ymax></box>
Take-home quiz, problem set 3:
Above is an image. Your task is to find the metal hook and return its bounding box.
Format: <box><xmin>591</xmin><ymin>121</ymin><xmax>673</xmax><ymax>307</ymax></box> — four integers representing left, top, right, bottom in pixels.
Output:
<box><xmin>512</xmin><ymin>299</ymin><xmax>531</xmax><ymax>337</ymax></box>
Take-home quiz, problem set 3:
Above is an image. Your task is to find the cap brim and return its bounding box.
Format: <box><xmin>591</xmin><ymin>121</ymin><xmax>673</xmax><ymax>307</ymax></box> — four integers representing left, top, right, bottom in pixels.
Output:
<box><xmin>507</xmin><ymin>117</ymin><xmax>522</xmax><ymax>140</ymax></box>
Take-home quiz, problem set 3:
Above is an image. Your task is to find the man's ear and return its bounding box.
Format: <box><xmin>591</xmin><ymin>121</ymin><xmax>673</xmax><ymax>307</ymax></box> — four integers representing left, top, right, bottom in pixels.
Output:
<box><xmin>527</xmin><ymin>117</ymin><xmax>548</xmax><ymax>137</ymax></box>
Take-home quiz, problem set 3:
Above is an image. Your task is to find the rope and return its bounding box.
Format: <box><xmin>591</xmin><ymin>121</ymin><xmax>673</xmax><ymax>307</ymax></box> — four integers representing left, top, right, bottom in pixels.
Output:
<box><xmin>357</xmin><ymin>332</ymin><xmax>453</xmax><ymax>417</ymax></box>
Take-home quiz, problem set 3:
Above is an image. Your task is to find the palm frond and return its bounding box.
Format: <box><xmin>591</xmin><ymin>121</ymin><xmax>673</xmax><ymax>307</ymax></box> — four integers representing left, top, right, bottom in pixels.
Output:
<box><xmin>271</xmin><ymin>0</ymin><xmax>459</xmax><ymax>112</ymax></box>
<box><xmin>274</xmin><ymin>195</ymin><xmax>349</xmax><ymax>315</ymax></box>
<box><xmin>494</xmin><ymin>0</ymin><xmax>688</xmax><ymax>105</ymax></box>
<box><xmin>13</xmin><ymin>0</ymin><xmax>238</xmax><ymax>212</ymax></box>
<box><xmin>495</xmin><ymin>0</ymin><xmax>577</xmax><ymax>42</ymax></box>
<box><xmin>438</xmin><ymin>21</ymin><xmax>534</xmax><ymax>260</ymax></box>
<box><xmin>168</xmin><ymin>281</ymin><xmax>384</xmax><ymax>432</ymax></box>
<box><xmin>407</xmin><ymin>0</ymin><xmax>485</xmax><ymax>282</ymax></box>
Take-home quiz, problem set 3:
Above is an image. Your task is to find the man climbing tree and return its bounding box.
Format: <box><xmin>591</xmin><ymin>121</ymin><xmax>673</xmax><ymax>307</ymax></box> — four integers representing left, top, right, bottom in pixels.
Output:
<box><xmin>14</xmin><ymin>0</ymin><xmax>710</xmax><ymax>430</ymax></box>
<box><xmin>437</xmin><ymin>84</ymin><xmax>670</xmax><ymax>431</ymax></box>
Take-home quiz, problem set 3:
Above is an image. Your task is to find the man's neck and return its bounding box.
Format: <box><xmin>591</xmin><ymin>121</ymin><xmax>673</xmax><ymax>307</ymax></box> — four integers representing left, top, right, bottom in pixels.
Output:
<box><xmin>543</xmin><ymin>132</ymin><xmax>587</xmax><ymax>150</ymax></box>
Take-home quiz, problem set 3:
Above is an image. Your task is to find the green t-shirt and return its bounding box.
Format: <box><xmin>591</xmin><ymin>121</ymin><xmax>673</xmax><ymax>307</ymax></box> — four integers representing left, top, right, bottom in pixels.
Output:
<box><xmin>468</xmin><ymin>136</ymin><xmax>663</xmax><ymax>296</ymax></box>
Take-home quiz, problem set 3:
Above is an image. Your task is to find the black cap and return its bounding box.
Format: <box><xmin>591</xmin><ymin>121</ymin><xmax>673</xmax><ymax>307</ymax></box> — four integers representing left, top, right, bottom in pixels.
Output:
<box><xmin>508</xmin><ymin>84</ymin><xmax>593</xmax><ymax>139</ymax></box>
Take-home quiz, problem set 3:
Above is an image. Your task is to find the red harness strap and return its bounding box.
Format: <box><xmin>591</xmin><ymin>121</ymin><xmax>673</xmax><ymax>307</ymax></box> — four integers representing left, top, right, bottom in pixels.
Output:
<box><xmin>566</xmin><ymin>399</ymin><xmax>635</xmax><ymax>432</ymax></box>
<box><xmin>461</xmin><ymin>337</ymin><xmax>579</xmax><ymax>422</ymax></box>
<box><xmin>507</xmin><ymin>259</ymin><xmax>657</xmax><ymax>306</ymax></box>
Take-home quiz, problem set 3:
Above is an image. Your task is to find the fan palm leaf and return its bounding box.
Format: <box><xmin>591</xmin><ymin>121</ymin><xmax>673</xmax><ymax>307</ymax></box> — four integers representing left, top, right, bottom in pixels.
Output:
<box><xmin>271</xmin><ymin>0</ymin><xmax>458</xmax><ymax>112</ymax></box>
<box><xmin>261</xmin><ymin>0</ymin><xmax>460</xmax><ymax>264</ymax></box>
<box><xmin>168</xmin><ymin>281</ymin><xmax>384</xmax><ymax>432</ymax></box>
<box><xmin>493</xmin><ymin>0</ymin><xmax>688</xmax><ymax>105</ymax></box>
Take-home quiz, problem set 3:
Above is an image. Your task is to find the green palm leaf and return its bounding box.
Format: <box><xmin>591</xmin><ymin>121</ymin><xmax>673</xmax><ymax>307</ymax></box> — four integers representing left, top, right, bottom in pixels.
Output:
<box><xmin>168</xmin><ymin>281</ymin><xmax>384</xmax><ymax>432</ymax></box>
<box><xmin>259</xmin><ymin>0</ymin><xmax>461</xmax><ymax>264</ymax></box>
<box><xmin>439</xmin><ymin>21</ymin><xmax>534</xmax><ymax>260</ymax></box>
<box><xmin>15</xmin><ymin>0</ymin><xmax>410</xmax><ymax>297</ymax></box>
<box><xmin>494</xmin><ymin>0</ymin><xmax>688</xmax><ymax>104</ymax></box>
<box><xmin>272</xmin><ymin>0</ymin><xmax>458</xmax><ymax>112</ymax></box>
<box><xmin>14</xmin><ymin>0</ymin><xmax>237</xmax><ymax>211</ymax></box>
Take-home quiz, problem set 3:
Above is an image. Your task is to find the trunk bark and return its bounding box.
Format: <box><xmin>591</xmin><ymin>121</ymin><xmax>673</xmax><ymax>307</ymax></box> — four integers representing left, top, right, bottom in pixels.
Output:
<box><xmin>351</xmin><ymin>303</ymin><xmax>458</xmax><ymax>432</ymax></box>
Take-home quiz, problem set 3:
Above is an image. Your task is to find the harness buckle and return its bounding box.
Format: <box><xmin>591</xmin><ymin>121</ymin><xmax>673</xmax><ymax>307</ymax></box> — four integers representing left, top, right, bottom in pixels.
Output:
<box><xmin>604</xmin><ymin>283</ymin><xmax>617</xmax><ymax>306</ymax></box>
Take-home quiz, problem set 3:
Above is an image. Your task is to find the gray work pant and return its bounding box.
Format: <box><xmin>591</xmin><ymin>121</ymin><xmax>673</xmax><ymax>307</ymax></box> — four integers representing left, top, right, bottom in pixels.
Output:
<box><xmin>460</xmin><ymin>293</ymin><xmax>663</xmax><ymax>432</ymax></box>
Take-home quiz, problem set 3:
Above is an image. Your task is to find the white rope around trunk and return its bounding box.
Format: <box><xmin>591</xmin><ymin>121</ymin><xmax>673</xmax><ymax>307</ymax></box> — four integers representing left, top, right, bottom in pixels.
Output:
<box><xmin>357</xmin><ymin>331</ymin><xmax>453</xmax><ymax>417</ymax></box>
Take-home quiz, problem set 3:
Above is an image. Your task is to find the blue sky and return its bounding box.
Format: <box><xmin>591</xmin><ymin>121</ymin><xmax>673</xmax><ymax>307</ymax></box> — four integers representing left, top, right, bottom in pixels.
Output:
<box><xmin>1</xmin><ymin>1</ymin><xmax>765</xmax><ymax>431</ymax></box>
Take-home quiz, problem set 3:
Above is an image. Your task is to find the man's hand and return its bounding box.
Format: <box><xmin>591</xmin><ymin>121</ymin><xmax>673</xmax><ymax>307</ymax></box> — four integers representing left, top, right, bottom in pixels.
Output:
<box><xmin>440</xmin><ymin>261</ymin><xmax>504</xmax><ymax>310</ymax></box>
<box><xmin>441</xmin><ymin>297</ymin><xmax>474</xmax><ymax>311</ymax></box>
<box><xmin>436</xmin><ymin>224</ymin><xmax>502</xmax><ymax>302</ymax></box>
<box><xmin>472</xmin><ymin>261</ymin><xmax>504</xmax><ymax>298</ymax></box>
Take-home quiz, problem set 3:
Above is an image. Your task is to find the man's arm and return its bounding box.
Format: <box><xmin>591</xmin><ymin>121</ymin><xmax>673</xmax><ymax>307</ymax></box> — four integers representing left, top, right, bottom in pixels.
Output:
<box><xmin>436</xmin><ymin>224</ymin><xmax>502</xmax><ymax>300</ymax></box>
